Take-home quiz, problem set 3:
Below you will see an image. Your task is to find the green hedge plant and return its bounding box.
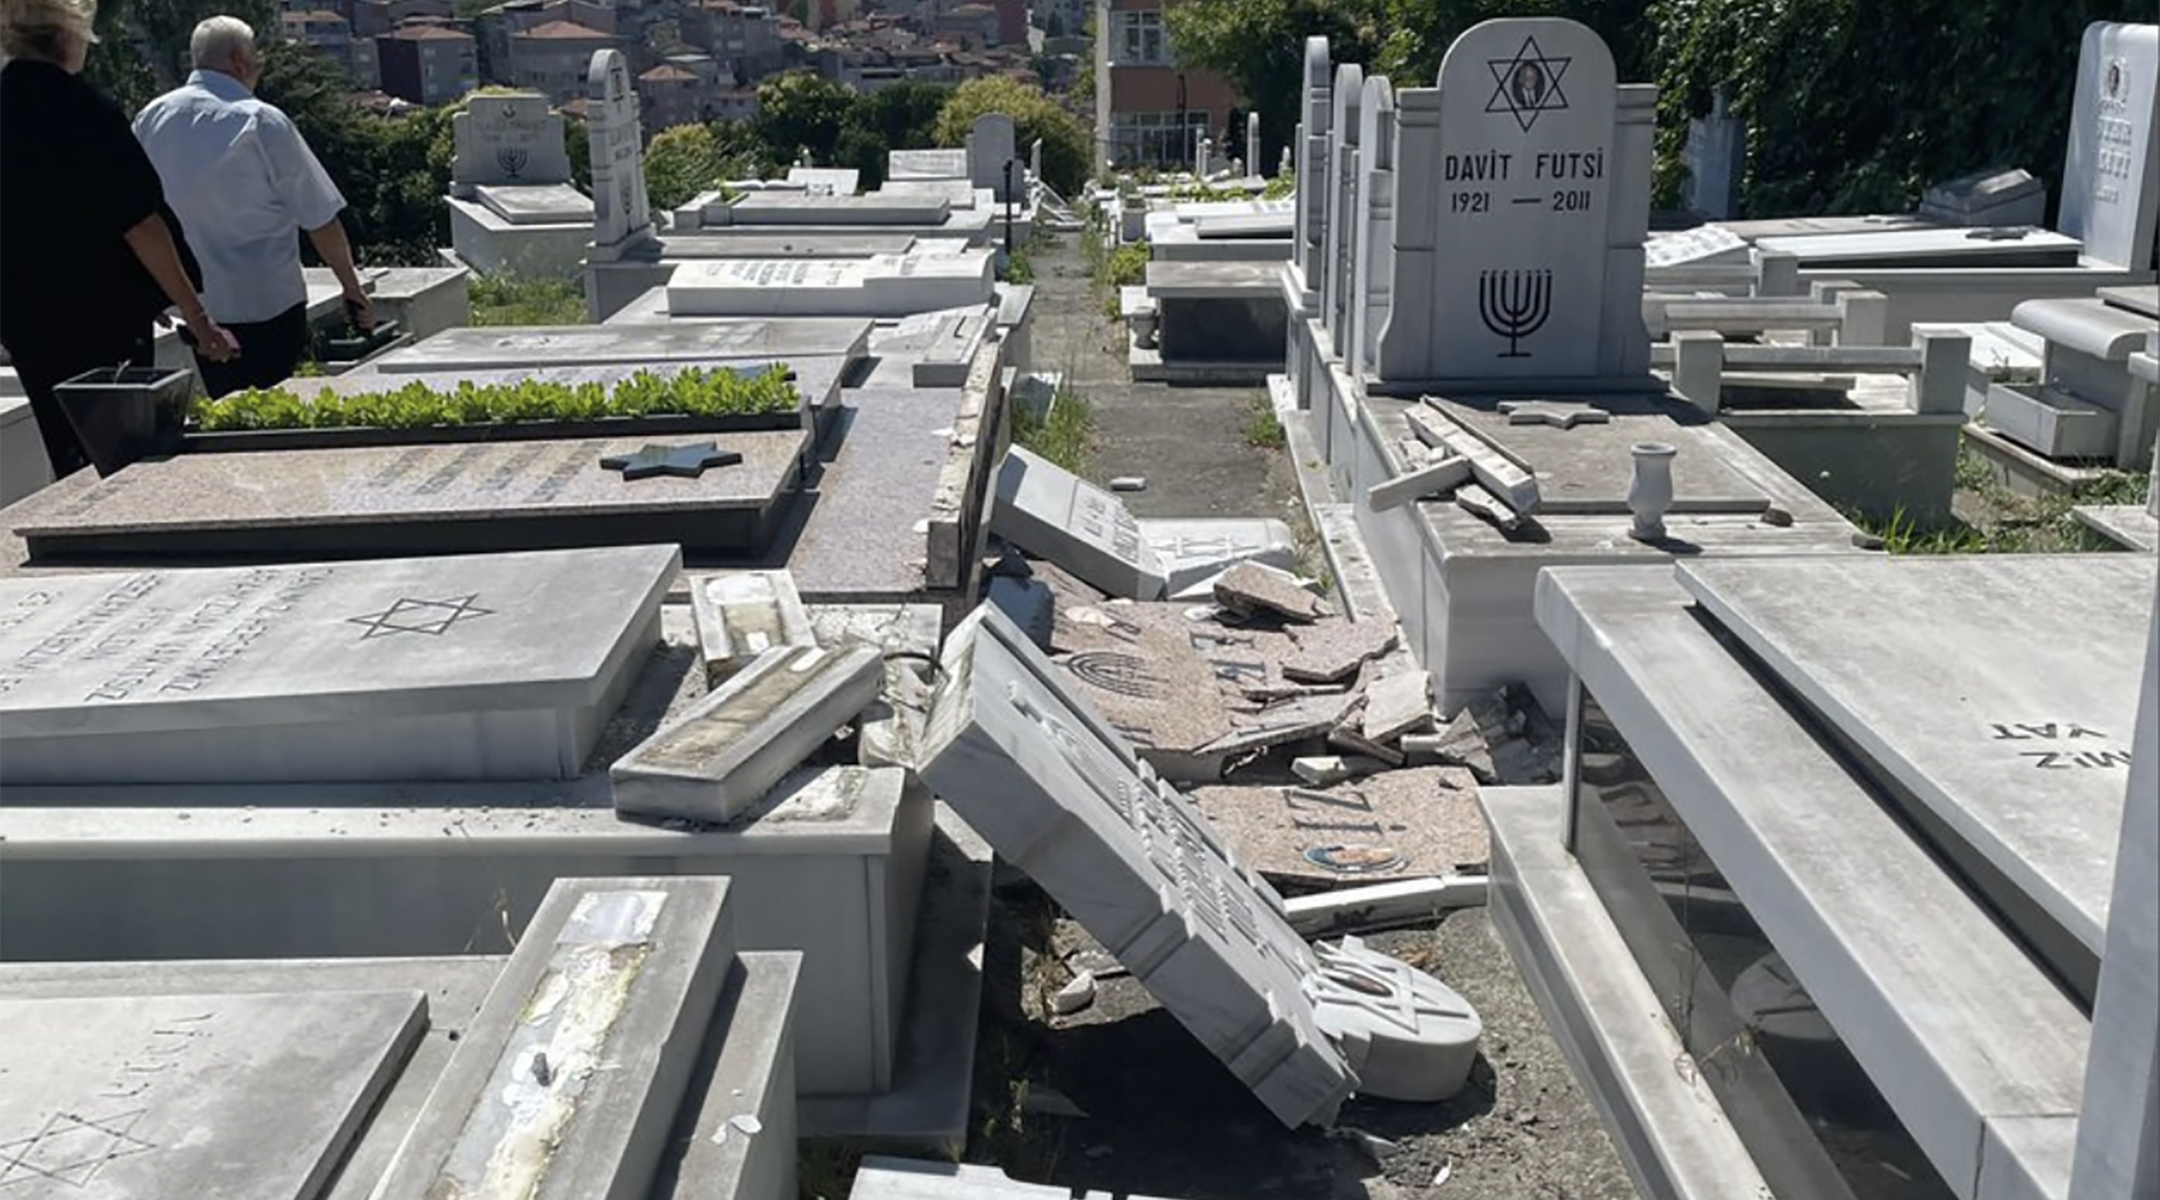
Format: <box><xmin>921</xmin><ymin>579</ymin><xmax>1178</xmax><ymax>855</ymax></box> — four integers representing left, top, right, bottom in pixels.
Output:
<box><xmin>195</xmin><ymin>365</ymin><xmax>798</xmax><ymax>432</ymax></box>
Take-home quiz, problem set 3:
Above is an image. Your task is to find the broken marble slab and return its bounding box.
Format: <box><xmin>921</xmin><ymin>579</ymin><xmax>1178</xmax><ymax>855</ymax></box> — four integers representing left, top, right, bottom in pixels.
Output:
<box><xmin>691</xmin><ymin>570</ymin><xmax>817</xmax><ymax>684</ymax></box>
<box><xmin>1455</xmin><ymin>483</ymin><xmax>1528</xmax><ymax>533</ymax></box>
<box><xmin>1052</xmin><ymin>607</ymin><xmax>1236</xmax><ymax>757</ymax></box>
<box><xmin>1406</xmin><ymin>405</ymin><xmax>1541</xmax><ymax>515</ymax></box>
<box><xmin>1213</xmin><ymin>561</ymin><xmax>1328</xmax><ymax>624</ymax></box>
<box><xmin>991</xmin><ymin>447</ymin><xmax>1167</xmax><ymax>600</ymax></box>
<box><xmin>849</xmin><ymin>1157</ymin><xmax>1185</xmax><ymax>1199</ymax></box>
<box><xmin>612</xmin><ymin>644</ymin><xmax>884</xmax><ymax>822</ymax></box>
<box><xmin>371</xmin><ymin>878</ymin><xmax>734</xmax><ymax>1200</ymax></box>
<box><xmin>1135</xmin><ymin>517</ymin><xmax>1298</xmax><ymax>594</ymax></box>
<box><xmin>1367</xmin><ymin>455</ymin><xmax>1472</xmax><ymax>513</ymax></box>
<box><xmin>1190</xmin><ymin>766</ymin><xmax>1488</xmax><ymax>887</ymax></box>
<box><xmin>1282</xmin><ymin>620</ymin><xmax>1400</xmax><ymax>684</ymax></box>
<box><xmin>1291</xmin><ymin>754</ymin><xmax>1388</xmax><ymax>787</ymax></box>
<box><xmin>1362</xmin><ymin>667</ymin><xmax>1435</xmax><ymax>745</ymax></box>
<box><xmin>1309</xmin><ymin>934</ymin><xmax>1483</xmax><ymax>1101</ymax></box>
<box><xmin>922</xmin><ymin>604</ymin><xmax>1483</xmax><ymax>1115</ymax></box>
<box><xmin>807</xmin><ymin>603</ymin><xmax>942</xmax><ymax>769</ymax></box>
<box><xmin>1497</xmin><ymin>400</ymin><xmax>1611</xmax><ymax>429</ymax></box>
<box><xmin>987</xmin><ymin>575</ymin><xmax>1055</xmax><ymax>649</ymax></box>
<box><xmin>1197</xmin><ymin>687</ymin><xmax>1362</xmax><ymax>769</ymax></box>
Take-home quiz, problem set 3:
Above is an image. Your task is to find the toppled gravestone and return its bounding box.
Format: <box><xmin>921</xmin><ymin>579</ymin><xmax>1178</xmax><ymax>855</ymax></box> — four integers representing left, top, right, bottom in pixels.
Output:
<box><xmin>918</xmin><ymin>605</ymin><xmax>1483</xmax><ymax>1126</ymax></box>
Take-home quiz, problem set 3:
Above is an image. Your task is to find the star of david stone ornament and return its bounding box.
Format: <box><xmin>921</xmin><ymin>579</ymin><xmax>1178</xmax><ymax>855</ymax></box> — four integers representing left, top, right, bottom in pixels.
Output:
<box><xmin>347</xmin><ymin>594</ymin><xmax>494</xmax><ymax>639</ymax></box>
<box><xmin>1497</xmin><ymin>400</ymin><xmax>1612</xmax><ymax>429</ymax></box>
<box><xmin>1485</xmin><ymin>35</ymin><xmax>1573</xmax><ymax>132</ymax></box>
<box><xmin>1307</xmin><ymin>934</ymin><xmax>1484</xmax><ymax>1101</ymax></box>
<box><xmin>599</xmin><ymin>442</ymin><xmax>743</xmax><ymax>480</ymax></box>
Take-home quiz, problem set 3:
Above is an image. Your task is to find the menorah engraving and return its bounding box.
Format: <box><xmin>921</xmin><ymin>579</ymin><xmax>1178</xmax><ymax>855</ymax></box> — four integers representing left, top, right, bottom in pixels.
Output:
<box><xmin>1478</xmin><ymin>268</ymin><xmax>1553</xmax><ymax>358</ymax></box>
<box><xmin>496</xmin><ymin>146</ymin><xmax>529</xmax><ymax>179</ymax></box>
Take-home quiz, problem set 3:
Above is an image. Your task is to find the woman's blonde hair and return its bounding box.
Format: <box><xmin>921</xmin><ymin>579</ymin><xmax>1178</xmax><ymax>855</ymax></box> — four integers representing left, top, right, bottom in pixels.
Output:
<box><xmin>0</xmin><ymin>0</ymin><xmax>98</xmax><ymax>63</ymax></box>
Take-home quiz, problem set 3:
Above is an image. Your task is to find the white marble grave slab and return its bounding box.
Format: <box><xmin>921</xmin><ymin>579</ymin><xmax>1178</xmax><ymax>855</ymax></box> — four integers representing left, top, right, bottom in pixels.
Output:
<box><xmin>0</xmin><ymin>990</ymin><xmax>425</xmax><ymax>1200</ymax></box>
<box><xmin>666</xmin><ymin>252</ymin><xmax>995</xmax><ymax>317</ymax></box>
<box><xmin>2059</xmin><ymin>22</ymin><xmax>2159</xmax><ymax>271</ymax></box>
<box><xmin>371</xmin><ymin>320</ymin><xmax>874</xmax><ymax>373</ymax></box>
<box><xmin>990</xmin><ymin>447</ymin><xmax>1168</xmax><ymax>600</ymax></box>
<box><xmin>0</xmin><ymin>546</ymin><xmax>678</xmax><ymax>784</ymax></box>
<box><xmin>478</xmin><ymin>183</ymin><xmax>596</xmax><ymax>225</ymax></box>
<box><xmin>1678</xmin><ymin>554</ymin><xmax>2151</xmax><ymax>957</ymax></box>
<box><xmin>888</xmin><ymin>148</ymin><xmax>970</xmax><ymax>181</ymax></box>
<box><xmin>1136</xmin><ymin>517</ymin><xmax>1297</xmax><ymax>592</ymax></box>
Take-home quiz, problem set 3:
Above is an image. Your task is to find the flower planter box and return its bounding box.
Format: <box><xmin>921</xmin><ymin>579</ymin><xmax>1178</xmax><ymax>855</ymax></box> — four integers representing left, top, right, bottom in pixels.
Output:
<box><xmin>55</xmin><ymin>365</ymin><xmax>195</xmax><ymax>476</ymax></box>
<box><xmin>180</xmin><ymin>406</ymin><xmax>810</xmax><ymax>454</ymax></box>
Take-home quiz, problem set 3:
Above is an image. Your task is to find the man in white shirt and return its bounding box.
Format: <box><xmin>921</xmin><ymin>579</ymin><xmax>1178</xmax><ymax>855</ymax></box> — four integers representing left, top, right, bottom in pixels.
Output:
<box><xmin>132</xmin><ymin>16</ymin><xmax>376</xmax><ymax>396</ymax></box>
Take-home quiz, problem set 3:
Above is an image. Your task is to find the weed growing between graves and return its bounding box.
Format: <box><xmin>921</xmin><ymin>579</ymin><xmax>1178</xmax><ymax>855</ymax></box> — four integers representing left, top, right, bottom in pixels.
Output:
<box><xmin>1242</xmin><ymin>392</ymin><xmax>1286</xmax><ymax>450</ymax></box>
<box><xmin>1001</xmin><ymin>248</ymin><xmax>1036</xmax><ymax>285</ymax></box>
<box><xmin>1011</xmin><ymin>385</ymin><xmax>1097</xmax><ymax>475</ymax></box>
<box><xmin>195</xmin><ymin>366</ymin><xmax>798</xmax><ymax>430</ymax></box>
<box><xmin>797</xmin><ymin>1142</ymin><xmax>868</xmax><ymax>1200</ymax></box>
<box><xmin>468</xmin><ymin>273</ymin><xmax>587</xmax><ymax>326</ymax></box>
<box><xmin>1847</xmin><ymin>444</ymin><xmax>2151</xmax><ymax>554</ymax></box>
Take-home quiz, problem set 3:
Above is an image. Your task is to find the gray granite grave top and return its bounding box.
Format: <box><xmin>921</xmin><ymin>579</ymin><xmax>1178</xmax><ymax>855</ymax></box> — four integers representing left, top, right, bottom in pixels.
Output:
<box><xmin>1534</xmin><ymin>565</ymin><xmax>2088</xmax><ymax>1194</ymax></box>
<box><xmin>0</xmin><ymin>545</ymin><xmax>677</xmax><ymax>740</ymax></box>
<box><xmin>477</xmin><ymin>182</ymin><xmax>596</xmax><ymax>224</ymax></box>
<box><xmin>371</xmin><ymin>320</ymin><xmax>873</xmax><ymax>373</ymax></box>
<box><xmin>785</xmin><ymin>386</ymin><xmax>968</xmax><ymax>600</ymax></box>
<box><xmin>1145</xmin><ymin>259</ymin><xmax>1286</xmax><ymax>298</ymax></box>
<box><xmin>729</xmin><ymin>193</ymin><xmax>951</xmax><ymax>226</ymax></box>
<box><xmin>1678</xmin><ymin>554</ymin><xmax>2150</xmax><ymax>956</ymax></box>
<box><xmin>1434</xmin><ymin>399</ymin><xmax>1771</xmax><ymax>514</ymax></box>
<box><xmin>877</xmin><ymin>180</ymin><xmax>981</xmax><ymax>208</ymax></box>
<box><xmin>0</xmin><ymin>989</ymin><xmax>425</xmax><ymax>1200</ymax></box>
<box><xmin>1713</xmin><ymin>214</ymin><xmax>1937</xmax><ymax>240</ymax></box>
<box><xmin>11</xmin><ymin>431</ymin><xmax>803</xmax><ymax>541</ymax></box>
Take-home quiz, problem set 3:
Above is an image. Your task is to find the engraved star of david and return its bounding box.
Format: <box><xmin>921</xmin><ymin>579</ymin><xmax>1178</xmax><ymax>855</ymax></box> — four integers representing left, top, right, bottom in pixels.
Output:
<box><xmin>1485</xmin><ymin>35</ymin><xmax>1572</xmax><ymax>132</ymax></box>
<box><xmin>347</xmin><ymin>594</ymin><xmax>495</xmax><ymax>640</ymax></box>
<box><xmin>0</xmin><ymin>1108</ymin><xmax>158</xmax><ymax>1187</ymax></box>
<box><xmin>599</xmin><ymin>442</ymin><xmax>743</xmax><ymax>481</ymax></box>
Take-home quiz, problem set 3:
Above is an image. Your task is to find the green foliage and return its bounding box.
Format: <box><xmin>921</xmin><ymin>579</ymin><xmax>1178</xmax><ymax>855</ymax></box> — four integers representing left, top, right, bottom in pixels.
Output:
<box><xmin>196</xmin><ymin>366</ymin><xmax>798</xmax><ymax>431</ymax></box>
<box><xmin>1847</xmin><ymin>444</ymin><xmax>2152</xmax><ymax>554</ymax></box>
<box><xmin>1001</xmin><ymin>248</ymin><xmax>1036</xmax><ymax>284</ymax></box>
<box><xmin>752</xmin><ymin>71</ymin><xmax>858</xmax><ymax>169</ymax></box>
<box><xmin>1010</xmin><ymin>385</ymin><xmax>1097</xmax><ymax>475</ymax></box>
<box><xmin>468</xmin><ymin>275</ymin><xmax>587</xmax><ymax>326</ymax></box>
<box><xmin>932</xmin><ymin>77</ymin><xmax>1093</xmax><ymax>194</ymax></box>
<box><xmin>1262</xmin><ymin>171</ymin><xmax>1296</xmax><ymax>201</ymax></box>
<box><xmin>1242</xmin><ymin>392</ymin><xmax>1285</xmax><ymax>449</ymax></box>
<box><xmin>836</xmin><ymin>81</ymin><xmax>954</xmax><ymax>188</ymax></box>
<box><xmin>643</xmin><ymin>123</ymin><xmax>754</xmax><ymax>212</ymax></box>
<box><xmin>1650</xmin><ymin>0</ymin><xmax>2147</xmax><ymax>218</ymax></box>
<box><xmin>1103</xmin><ymin>241</ymin><xmax>1150</xmax><ymax>289</ymax></box>
<box><xmin>84</xmin><ymin>0</ymin><xmax>278</xmax><ymax>108</ymax></box>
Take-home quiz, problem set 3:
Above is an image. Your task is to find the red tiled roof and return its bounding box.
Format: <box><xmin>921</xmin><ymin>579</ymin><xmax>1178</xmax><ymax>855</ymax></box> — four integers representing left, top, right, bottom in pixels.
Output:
<box><xmin>383</xmin><ymin>22</ymin><xmax>471</xmax><ymax>39</ymax></box>
<box><xmin>516</xmin><ymin>19</ymin><xmax>612</xmax><ymax>38</ymax></box>
<box><xmin>639</xmin><ymin>64</ymin><xmax>698</xmax><ymax>80</ymax></box>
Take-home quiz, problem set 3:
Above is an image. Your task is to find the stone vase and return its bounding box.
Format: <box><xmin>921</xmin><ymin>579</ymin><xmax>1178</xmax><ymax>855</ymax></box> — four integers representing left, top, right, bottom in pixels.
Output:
<box><xmin>1627</xmin><ymin>441</ymin><xmax>1678</xmax><ymax>541</ymax></box>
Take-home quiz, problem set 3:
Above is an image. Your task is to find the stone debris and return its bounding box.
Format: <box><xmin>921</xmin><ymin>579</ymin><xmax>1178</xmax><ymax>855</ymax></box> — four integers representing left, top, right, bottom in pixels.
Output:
<box><xmin>1361</xmin><ymin>667</ymin><xmax>1435</xmax><ymax>745</ymax></box>
<box><xmin>1290</xmin><ymin>754</ymin><xmax>1387</xmax><ymax>787</ymax></box>
<box><xmin>1281</xmin><ymin>621</ymin><xmax>1398</xmax><ymax>684</ymax></box>
<box><xmin>1051</xmin><ymin>971</ymin><xmax>1097</xmax><ymax>1014</ymax></box>
<box><xmin>1213</xmin><ymin>561</ymin><xmax>1329</xmax><ymax>624</ymax></box>
<box><xmin>1109</xmin><ymin>476</ymin><xmax>1148</xmax><ymax>492</ymax></box>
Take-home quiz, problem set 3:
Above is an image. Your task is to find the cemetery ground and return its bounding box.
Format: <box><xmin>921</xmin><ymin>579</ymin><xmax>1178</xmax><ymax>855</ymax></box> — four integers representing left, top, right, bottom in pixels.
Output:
<box><xmin>806</xmin><ymin>229</ymin><xmax>1635</xmax><ymax>1200</ymax></box>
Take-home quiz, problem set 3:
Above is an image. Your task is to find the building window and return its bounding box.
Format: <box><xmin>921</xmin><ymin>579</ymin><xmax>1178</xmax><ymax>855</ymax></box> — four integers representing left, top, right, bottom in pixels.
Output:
<box><xmin>1109</xmin><ymin>109</ymin><xmax>1207</xmax><ymax>170</ymax></box>
<box><xmin>1567</xmin><ymin>684</ymin><xmax>1957</xmax><ymax>1200</ymax></box>
<box><xmin>1108</xmin><ymin>10</ymin><xmax>1165</xmax><ymax>66</ymax></box>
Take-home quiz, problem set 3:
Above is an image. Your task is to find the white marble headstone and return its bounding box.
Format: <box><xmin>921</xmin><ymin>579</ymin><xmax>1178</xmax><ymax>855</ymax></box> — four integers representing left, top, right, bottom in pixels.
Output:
<box><xmin>989</xmin><ymin>447</ymin><xmax>1167</xmax><ymax>600</ymax></box>
<box><xmin>2059</xmin><ymin>22</ymin><xmax>2158</xmax><ymax>271</ymax></box>
<box><xmin>588</xmin><ymin>49</ymin><xmax>654</xmax><ymax>254</ymax></box>
<box><xmin>452</xmin><ymin>91</ymin><xmax>572</xmax><ymax>195</ymax></box>
<box><xmin>968</xmin><ymin>112</ymin><xmax>1019</xmax><ymax>203</ymax></box>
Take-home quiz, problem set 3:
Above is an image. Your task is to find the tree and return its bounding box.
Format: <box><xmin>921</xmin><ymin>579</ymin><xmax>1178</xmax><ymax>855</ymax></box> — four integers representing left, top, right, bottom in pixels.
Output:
<box><xmin>932</xmin><ymin>76</ymin><xmax>1093</xmax><ymax>193</ymax></box>
<box><xmin>751</xmin><ymin>72</ymin><xmax>857</xmax><ymax>170</ymax></box>
<box><xmin>836</xmin><ymin>81</ymin><xmax>953</xmax><ymax>187</ymax></box>
<box><xmin>84</xmin><ymin>0</ymin><xmax>277</xmax><ymax>111</ymax></box>
<box><xmin>644</xmin><ymin>123</ymin><xmax>753</xmax><ymax>211</ymax></box>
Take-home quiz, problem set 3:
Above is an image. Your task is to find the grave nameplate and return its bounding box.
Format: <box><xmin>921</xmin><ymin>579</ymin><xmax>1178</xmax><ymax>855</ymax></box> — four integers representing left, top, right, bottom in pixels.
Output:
<box><xmin>990</xmin><ymin>448</ymin><xmax>1167</xmax><ymax>600</ymax></box>
<box><xmin>2060</xmin><ymin>22</ymin><xmax>2159</xmax><ymax>271</ymax></box>
<box><xmin>1678</xmin><ymin>554</ymin><xmax>2152</xmax><ymax>957</ymax></box>
<box><xmin>666</xmin><ymin>253</ymin><xmax>994</xmax><ymax>318</ymax></box>
<box><xmin>0</xmin><ymin>546</ymin><xmax>678</xmax><ymax>783</ymax></box>
<box><xmin>9</xmin><ymin>432</ymin><xmax>807</xmax><ymax>560</ymax></box>
<box><xmin>0</xmin><ymin>990</ymin><xmax>425</xmax><ymax>1200</ymax></box>
<box><xmin>453</xmin><ymin>91</ymin><xmax>572</xmax><ymax>192</ymax></box>
<box><xmin>887</xmin><ymin>148</ymin><xmax>970</xmax><ymax>181</ymax></box>
<box><xmin>968</xmin><ymin>113</ymin><xmax>1018</xmax><ymax>201</ymax></box>
<box><xmin>1425</xmin><ymin>18</ymin><xmax>1618</xmax><ymax>377</ymax></box>
<box><xmin>691</xmin><ymin>569</ymin><xmax>816</xmax><ymax>682</ymax></box>
<box><xmin>373</xmin><ymin>878</ymin><xmax>733</xmax><ymax>1200</ymax></box>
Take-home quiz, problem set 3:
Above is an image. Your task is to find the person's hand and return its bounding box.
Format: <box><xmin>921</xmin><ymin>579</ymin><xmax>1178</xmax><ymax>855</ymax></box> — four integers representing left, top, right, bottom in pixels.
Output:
<box><xmin>344</xmin><ymin>287</ymin><xmax>378</xmax><ymax>334</ymax></box>
<box><xmin>184</xmin><ymin>306</ymin><xmax>240</xmax><ymax>362</ymax></box>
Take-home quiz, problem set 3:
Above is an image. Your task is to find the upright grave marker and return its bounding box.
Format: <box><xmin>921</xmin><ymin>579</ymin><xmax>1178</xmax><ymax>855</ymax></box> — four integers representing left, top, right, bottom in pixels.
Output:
<box><xmin>1374</xmin><ymin>18</ymin><xmax>1653</xmax><ymax>387</ymax></box>
<box><xmin>588</xmin><ymin>49</ymin><xmax>655</xmax><ymax>260</ymax></box>
<box><xmin>452</xmin><ymin>91</ymin><xmax>573</xmax><ymax>197</ymax></box>
<box><xmin>2059</xmin><ymin>22</ymin><xmax>2159</xmax><ymax>271</ymax></box>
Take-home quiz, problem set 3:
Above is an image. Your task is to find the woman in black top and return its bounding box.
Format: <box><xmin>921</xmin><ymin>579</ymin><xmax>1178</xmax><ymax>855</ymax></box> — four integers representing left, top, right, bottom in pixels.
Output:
<box><xmin>0</xmin><ymin>0</ymin><xmax>237</xmax><ymax>479</ymax></box>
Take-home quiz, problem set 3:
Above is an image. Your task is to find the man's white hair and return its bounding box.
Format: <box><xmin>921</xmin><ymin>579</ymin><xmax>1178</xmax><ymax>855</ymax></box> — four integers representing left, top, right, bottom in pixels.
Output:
<box><xmin>189</xmin><ymin>14</ymin><xmax>254</xmax><ymax>69</ymax></box>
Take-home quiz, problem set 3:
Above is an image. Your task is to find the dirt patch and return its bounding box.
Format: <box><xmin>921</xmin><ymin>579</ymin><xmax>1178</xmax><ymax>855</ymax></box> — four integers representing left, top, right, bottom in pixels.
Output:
<box><xmin>1025</xmin><ymin>237</ymin><xmax>1300</xmax><ymax>522</ymax></box>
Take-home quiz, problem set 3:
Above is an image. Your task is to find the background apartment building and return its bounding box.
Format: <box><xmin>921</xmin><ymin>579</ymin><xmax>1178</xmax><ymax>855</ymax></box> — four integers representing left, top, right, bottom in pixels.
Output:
<box><xmin>1092</xmin><ymin>0</ymin><xmax>1240</xmax><ymax>170</ymax></box>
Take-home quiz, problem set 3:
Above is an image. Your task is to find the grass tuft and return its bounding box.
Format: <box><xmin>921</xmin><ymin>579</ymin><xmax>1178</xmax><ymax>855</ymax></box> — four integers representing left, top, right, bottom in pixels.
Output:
<box><xmin>468</xmin><ymin>273</ymin><xmax>586</xmax><ymax>327</ymax></box>
<box><xmin>1242</xmin><ymin>392</ymin><xmax>1286</xmax><ymax>450</ymax></box>
<box><xmin>1011</xmin><ymin>385</ymin><xmax>1097</xmax><ymax>476</ymax></box>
